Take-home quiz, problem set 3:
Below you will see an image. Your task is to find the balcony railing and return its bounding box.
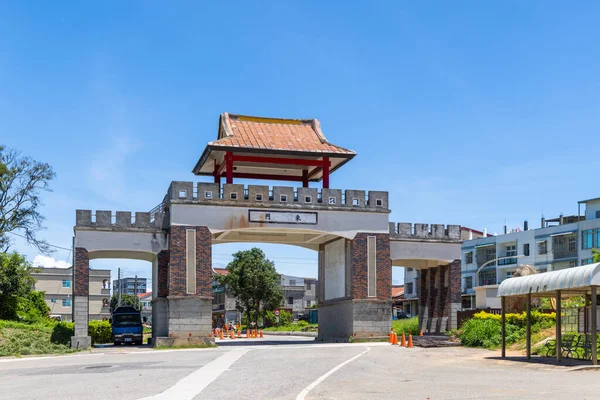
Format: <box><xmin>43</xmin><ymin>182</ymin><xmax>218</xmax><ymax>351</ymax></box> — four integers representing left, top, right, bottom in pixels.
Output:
<box><xmin>281</xmin><ymin>285</ymin><xmax>305</xmax><ymax>291</ymax></box>
<box><xmin>553</xmin><ymin>249</ymin><xmax>578</xmax><ymax>260</ymax></box>
<box><xmin>497</xmin><ymin>257</ymin><xmax>518</xmax><ymax>266</ymax></box>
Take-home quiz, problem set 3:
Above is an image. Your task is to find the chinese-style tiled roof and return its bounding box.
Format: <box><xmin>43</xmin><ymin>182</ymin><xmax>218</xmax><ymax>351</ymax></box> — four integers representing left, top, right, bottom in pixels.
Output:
<box><xmin>210</xmin><ymin>113</ymin><xmax>355</xmax><ymax>155</ymax></box>
<box><xmin>212</xmin><ymin>267</ymin><xmax>229</xmax><ymax>275</ymax></box>
<box><xmin>392</xmin><ymin>286</ymin><xmax>404</xmax><ymax>298</ymax></box>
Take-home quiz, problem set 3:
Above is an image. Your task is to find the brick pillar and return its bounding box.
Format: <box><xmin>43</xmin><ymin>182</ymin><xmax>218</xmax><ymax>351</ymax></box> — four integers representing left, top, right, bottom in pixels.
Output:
<box><xmin>418</xmin><ymin>269</ymin><xmax>429</xmax><ymax>332</ymax></box>
<box><xmin>71</xmin><ymin>247</ymin><xmax>91</xmax><ymax>349</ymax></box>
<box><xmin>156</xmin><ymin>225</ymin><xmax>214</xmax><ymax>347</ymax></box>
<box><xmin>318</xmin><ymin>233</ymin><xmax>391</xmax><ymax>341</ymax></box>
<box><xmin>448</xmin><ymin>260</ymin><xmax>462</xmax><ymax>330</ymax></box>
<box><xmin>157</xmin><ymin>250</ymin><xmax>169</xmax><ymax>298</ymax></box>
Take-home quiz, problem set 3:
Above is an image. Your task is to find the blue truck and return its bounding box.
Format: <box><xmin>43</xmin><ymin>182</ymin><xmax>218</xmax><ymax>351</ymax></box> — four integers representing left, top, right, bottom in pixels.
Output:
<box><xmin>111</xmin><ymin>306</ymin><xmax>143</xmax><ymax>345</ymax></box>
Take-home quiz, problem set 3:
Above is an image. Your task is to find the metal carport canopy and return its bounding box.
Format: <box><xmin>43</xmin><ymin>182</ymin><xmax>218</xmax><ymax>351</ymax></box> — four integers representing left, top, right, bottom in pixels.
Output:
<box><xmin>497</xmin><ymin>262</ymin><xmax>600</xmax><ymax>297</ymax></box>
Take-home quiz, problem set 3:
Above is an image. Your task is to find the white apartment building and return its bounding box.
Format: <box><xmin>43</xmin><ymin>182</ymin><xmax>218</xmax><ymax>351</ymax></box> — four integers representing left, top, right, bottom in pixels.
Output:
<box><xmin>461</xmin><ymin>197</ymin><xmax>600</xmax><ymax>309</ymax></box>
<box><xmin>31</xmin><ymin>267</ymin><xmax>111</xmax><ymax>321</ymax></box>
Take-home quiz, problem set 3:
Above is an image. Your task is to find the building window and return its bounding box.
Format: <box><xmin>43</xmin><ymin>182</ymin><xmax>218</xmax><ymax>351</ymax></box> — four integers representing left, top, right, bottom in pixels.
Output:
<box><xmin>306</xmin><ymin>283</ymin><xmax>311</xmax><ymax>290</ymax></box>
<box><xmin>485</xmin><ymin>247</ymin><xmax>496</xmax><ymax>262</ymax></box>
<box><xmin>465</xmin><ymin>252</ymin><xmax>473</xmax><ymax>264</ymax></box>
<box><xmin>306</xmin><ymin>300</ymin><xmax>311</xmax><ymax>307</ymax></box>
<box><xmin>62</xmin><ymin>298</ymin><xmax>71</xmax><ymax>307</ymax></box>
<box><xmin>178</xmin><ymin>190</ymin><xmax>187</xmax><ymax>198</ymax></box>
<box><xmin>288</xmin><ymin>297</ymin><xmax>293</xmax><ymax>305</ymax></box>
<box><xmin>304</xmin><ymin>196</ymin><xmax>312</xmax><ymax>203</ymax></box>
<box><xmin>406</xmin><ymin>282</ymin><xmax>413</xmax><ymax>294</ymax></box>
<box><xmin>204</xmin><ymin>191</ymin><xmax>212</xmax><ymax>199</ymax></box>
<box><xmin>289</xmin><ymin>279</ymin><xmax>296</xmax><ymax>286</ymax></box>
<box><xmin>582</xmin><ymin>258</ymin><xmax>594</xmax><ymax>266</ymax></box>
<box><xmin>352</xmin><ymin>198</ymin><xmax>359</xmax><ymax>206</ymax></box>
<box><xmin>280</xmin><ymin>194</ymin><xmax>288</xmax><ymax>202</ymax></box>
<box><xmin>538</xmin><ymin>241</ymin><xmax>547</xmax><ymax>255</ymax></box>
<box><xmin>230</xmin><ymin>192</ymin><xmax>237</xmax><ymax>200</ymax></box>
<box><xmin>568</xmin><ymin>236</ymin><xmax>577</xmax><ymax>251</ymax></box>
<box><xmin>506</xmin><ymin>271</ymin><xmax>513</xmax><ymax>278</ymax></box>
<box><xmin>375</xmin><ymin>199</ymin><xmax>383</xmax><ymax>207</ymax></box>
<box><xmin>406</xmin><ymin>267</ymin><xmax>413</xmax><ymax>272</ymax></box>
<box><xmin>255</xmin><ymin>194</ymin><xmax>263</xmax><ymax>201</ymax></box>
<box><xmin>62</xmin><ymin>280</ymin><xmax>71</xmax><ymax>288</ymax></box>
<box><xmin>465</xmin><ymin>277</ymin><xmax>473</xmax><ymax>290</ymax></box>
<box><xmin>524</xmin><ymin>243</ymin><xmax>530</xmax><ymax>256</ymax></box>
<box><xmin>582</xmin><ymin>229</ymin><xmax>598</xmax><ymax>249</ymax></box>
<box><xmin>506</xmin><ymin>245</ymin><xmax>516</xmax><ymax>257</ymax></box>
<box><xmin>328</xmin><ymin>197</ymin><xmax>336</xmax><ymax>205</ymax></box>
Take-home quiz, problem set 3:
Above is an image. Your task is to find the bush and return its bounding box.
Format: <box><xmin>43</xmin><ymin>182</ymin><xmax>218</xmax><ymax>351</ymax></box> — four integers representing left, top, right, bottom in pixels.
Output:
<box><xmin>88</xmin><ymin>320</ymin><xmax>112</xmax><ymax>344</ymax></box>
<box><xmin>265</xmin><ymin>310</ymin><xmax>293</xmax><ymax>326</ymax></box>
<box><xmin>459</xmin><ymin>311</ymin><xmax>556</xmax><ymax>349</ymax></box>
<box><xmin>392</xmin><ymin>317</ymin><xmax>418</xmax><ymax>335</ymax></box>
<box><xmin>50</xmin><ymin>322</ymin><xmax>74</xmax><ymax>345</ymax></box>
<box><xmin>296</xmin><ymin>320</ymin><xmax>309</xmax><ymax>328</ymax></box>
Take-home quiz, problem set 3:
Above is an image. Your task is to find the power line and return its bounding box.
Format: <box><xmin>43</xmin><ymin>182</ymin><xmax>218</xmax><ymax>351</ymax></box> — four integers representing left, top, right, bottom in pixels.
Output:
<box><xmin>6</xmin><ymin>231</ymin><xmax>72</xmax><ymax>251</ymax></box>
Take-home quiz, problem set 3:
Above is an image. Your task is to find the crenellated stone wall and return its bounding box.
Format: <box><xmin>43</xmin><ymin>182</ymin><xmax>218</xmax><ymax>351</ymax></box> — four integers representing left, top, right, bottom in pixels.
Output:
<box><xmin>75</xmin><ymin>210</ymin><xmax>165</xmax><ymax>230</ymax></box>
<box><xmin>167</xmin><ymin>181</ymin><xmax>389</xmax><ymax>211</ymax></box>
<box><xmin>389</xmin><ymin>222</ymin><xmax>461</xmax><ymax>241</ymax></box>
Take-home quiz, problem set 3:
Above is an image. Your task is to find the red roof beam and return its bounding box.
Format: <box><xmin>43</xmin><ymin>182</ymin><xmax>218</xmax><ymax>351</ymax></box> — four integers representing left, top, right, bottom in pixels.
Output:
<box><xmin>231</xmin><ymin>155</ymin><xmax>325</xmax><ymax>167</ymax></box>
<box><xmin>226</xmin><ymin>172</ymin><xmax>304</xmax><ymax>182</ymax></box>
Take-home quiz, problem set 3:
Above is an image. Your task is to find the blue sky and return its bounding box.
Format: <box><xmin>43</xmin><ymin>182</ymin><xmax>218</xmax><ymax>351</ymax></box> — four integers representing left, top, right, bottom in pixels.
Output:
<box><xmin>2</xmin><ymin>2</ymin><xmax>600</xmax><ymax>287</ymax></box>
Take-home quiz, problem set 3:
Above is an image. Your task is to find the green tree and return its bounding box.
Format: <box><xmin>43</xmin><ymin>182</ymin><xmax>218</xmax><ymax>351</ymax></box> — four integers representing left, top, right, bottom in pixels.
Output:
<box><xmin>216</xmin><ymin>248</ymin><xmax>284</xmax><ymax>327</ymax></box>
<box><xmin>0</xmin><ymin>145</ymin><xmax>55</xmax><ymax>253</ymax></box>
<box><xmin>0</xmin><ymin>252</ymin><xmax>38</xmax><ymax>320</ymax></box>
<box><xmin>593</xmin><ymin>248</ymin><xmax>600</xmax><ymax>263</ymax></box>
<box><xmin>110</xmin><ymin>293</ymin><xmax>141</xmax><ymax>312</ymax></box>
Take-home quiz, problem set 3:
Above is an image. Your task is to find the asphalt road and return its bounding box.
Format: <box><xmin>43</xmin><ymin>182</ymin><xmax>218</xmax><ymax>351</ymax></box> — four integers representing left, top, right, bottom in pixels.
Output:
<box><xmin>2</xmin><ymin>336</ymin><xmax>600</xmax><ymax>400</ymax></box>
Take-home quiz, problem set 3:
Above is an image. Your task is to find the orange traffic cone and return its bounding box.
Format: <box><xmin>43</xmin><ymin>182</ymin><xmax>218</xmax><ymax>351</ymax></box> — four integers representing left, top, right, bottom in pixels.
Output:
<box><xmin>237</xmin><ymin>329</ymin><xmax>241</xmax><ymax>338</ymax></box>
<box><xmin>246</xmin><ymin>329</ymin><xmax>250</xmax><ymax>338</ymax></box>
<box><xmin>219</xmin><ymin>329</ymin><xmax>224</xmax><ymax>340</ymax></box>
<box><xmin>392</xmin><ymin>332</ymin><xmax>398</xmax><ymax>345</ymax></box>
<box><xmin>407</xmin><ymin>334</ymin><xmax>413</xmax><ymax>348</ymax></box>
<box><xmin>230</xmin><ymin>330</ymin><xmax>235</xmax><ymax>339</ymax></box>
<box><xmin>401</xmin><ymin>332</ymin><xmax>406</xmax><ymax>347</ymax></box>
<box><xmin>253</xmin><ymin>329</ymin><xmax>257</xmax><ymax>338</ymax></box>
<box><xmin>259</xmin><ymin>330</ymin><xmax>263</xmax><ymax>338</ymax></box>
<box><xmin>389</xmin><ymin>330</ymin><xmax>393</xmax><ymax>344</ymax></box>
<box><xmin>419</xmin><ymin>330</ymin><xmax>424</xmax><ymax>337</ymax></box>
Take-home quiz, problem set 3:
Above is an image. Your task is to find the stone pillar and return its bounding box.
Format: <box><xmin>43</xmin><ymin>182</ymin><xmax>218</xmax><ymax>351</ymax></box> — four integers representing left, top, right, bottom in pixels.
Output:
<box><xmin>317</xmin><ymin>233</ymin><xmax>392</xmax><ymax>342</ymax></box>
<box><xmin>418</xmin><ymin>269</ymin><xmax>429</xmax><ymax>333</ymax></box>
<box><xmin>154</xmin><ymin>226</ymin><xmax>214</xmax><ymax>347</ymax></box>
<box><xmin>447</xmin><ymin>260</ymin><xmax>462</xmax><ymax>331</ymax></box>
<box><xmin>71</xmin><ymin>247</ymin><xmax>91</xmax><ymax>349</ymax></box>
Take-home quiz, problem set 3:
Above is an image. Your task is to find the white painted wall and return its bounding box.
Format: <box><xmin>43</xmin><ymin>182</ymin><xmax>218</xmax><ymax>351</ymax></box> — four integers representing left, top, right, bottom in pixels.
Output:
<box><xmin>323</xmin><ymin>239</ymin><xmax>345</xmax><ymax>300</ymax></box>
<box><xmin>74</xmin><ymin>230</ymin><xmax>168</xmax><ymax>261</ymax></box>
<box><xmin>170</xmin><ymin>204</ymin><xmax>390</xmax><ymax>238</ymax></box>
<box><xmin>584</xmin><ymin>199</ymin><xmax>600</xmax><ymax>220</ymax></box>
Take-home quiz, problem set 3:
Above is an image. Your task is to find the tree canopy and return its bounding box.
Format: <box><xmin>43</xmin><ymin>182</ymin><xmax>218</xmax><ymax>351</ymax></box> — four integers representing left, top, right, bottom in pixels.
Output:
<box><xmin>0</xmin><ymin>145</ymin><xmax>55</xmax><ymax>253</ymax></box>
<box><xmin>216</xmin><ymin>248</ymin><xmax>283</xmax><ymax>326</ymax></box>
<box><xmin>593</xmin><ymin>248</ymin><xmax>600</xmax><ymax>263</ymax></box>
<box><xmin>110</xmin><ymin>293</ymin><xmax>142</xmax><ymax>312</ymax></box>
<box><xmin>0</xmin><ymin>251</ymin><xmax>49</xmax><ymax>321</ymax></box>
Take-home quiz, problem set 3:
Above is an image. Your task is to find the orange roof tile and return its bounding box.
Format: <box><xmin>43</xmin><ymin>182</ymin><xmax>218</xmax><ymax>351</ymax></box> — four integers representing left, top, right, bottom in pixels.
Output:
<box><xmin>213</xmin><ymin>267</ymin><xmax>229</xmax><ymax>275</ymax></box>
<box><xmin>391</xmin><ymin>286</ymin><xmax>404</xmax><ymax>298</ymax></box>
<box><xmin>210</xmin><ymin>113</ymin><xmax>355</xmax><ymax>155</ymax></box>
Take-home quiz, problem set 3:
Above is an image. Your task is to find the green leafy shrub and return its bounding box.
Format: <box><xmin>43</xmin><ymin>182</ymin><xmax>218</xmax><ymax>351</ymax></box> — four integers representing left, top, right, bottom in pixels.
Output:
<box><xmin>296</xmin><ymin>320</ymin><xmax>309</xmax><ymax>328</ymax></box>
<box><xmin>88</xmin><ymin>320</ymin><xmax>112</xmax><ymax>344</ymax></box>
<box><xmin>392</xmin><ymin>317</ymin><xmax>418</xmax><ymax>335</ymax></box>
<box><xmin>459</xmin><ymin>318</ymin><xmax>502</xmax><ymax>348</ymax></box>
<box><xmin>50</xmin><ymin>322</ymin><xmax>74</xmax><ymax>345</ymax></box>
<box><xmin>265</xmin><ymin>310</ymin><xmax>293</xmax><ymax>326</ymax></box>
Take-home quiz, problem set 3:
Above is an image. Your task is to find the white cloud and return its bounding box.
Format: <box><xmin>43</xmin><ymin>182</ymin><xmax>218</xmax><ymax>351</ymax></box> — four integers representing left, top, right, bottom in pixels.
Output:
<box><xmin>32</xmin><ymin>255</ymin><xmax>71</xmax><ymax>269</ymax></box>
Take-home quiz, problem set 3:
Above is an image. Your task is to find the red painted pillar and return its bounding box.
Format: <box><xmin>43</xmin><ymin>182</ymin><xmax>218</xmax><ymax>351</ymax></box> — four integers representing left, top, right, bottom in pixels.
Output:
<box><xmin>302</xmin><ymin>170</ymin><xmax>309</xmax><ymax>188</ymax></box>
<box><xmin>322</xmin><ymin>157</ymin><xmax>330</xmax><ymax>189</ymax></box>
<box><xmin>213</xmin><ymin>160</ymin><xmax>220</xmax><ymax>185</ymax></box>
<box><xmin>225</xmin><ymin>152</ymin><xmax>233</xmax><ymax>184</ymax></box>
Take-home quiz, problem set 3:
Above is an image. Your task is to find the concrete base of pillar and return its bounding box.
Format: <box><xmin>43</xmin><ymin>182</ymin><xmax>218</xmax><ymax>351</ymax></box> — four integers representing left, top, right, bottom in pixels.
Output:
<box><xmin>70</xmin><ymin>336</ymin><xmax>91</xmax><ymax>349</ymax></box>
<box><xmin>154</xmin><ymin>336</ymin><xmax>215</xmax><ymax>347</ymax></box>
<box><xmin>151</xmin><ymin>296</ymin><xmax>213</xmax><ymax>347</ymax></box>
<box><xmin>317</xmin><ymin>299</ymin><xmax>392</xmax><ymax>342</ymax></box>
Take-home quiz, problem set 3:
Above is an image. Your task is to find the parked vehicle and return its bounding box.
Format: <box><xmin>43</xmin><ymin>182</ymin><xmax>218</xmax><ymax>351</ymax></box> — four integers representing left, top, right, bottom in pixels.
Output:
<box><xmin>396</xmin><ymin>311</ymin><xmax>412</xmax><ymax>319</ymax></box>
<box><xmin>111</xmin><ymin>306</ymin><xmax>143</xmax><ymax>345</ymax></box>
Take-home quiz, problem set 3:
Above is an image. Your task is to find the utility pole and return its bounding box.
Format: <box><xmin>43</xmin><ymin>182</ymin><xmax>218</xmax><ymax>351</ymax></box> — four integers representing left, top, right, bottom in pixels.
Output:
<box><xmin>134</xmin><ymin>275</ymin><xmax>138</xmax><ymax>310</ymax></box>
<box><xmin>118</xmin><ymin>267</ymin><xmax>121</xmax><ymax>307</ymax></box>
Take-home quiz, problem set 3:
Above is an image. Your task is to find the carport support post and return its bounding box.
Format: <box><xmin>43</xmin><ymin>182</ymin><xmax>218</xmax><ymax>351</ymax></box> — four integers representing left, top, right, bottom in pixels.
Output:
<box><xmin>526</xmin><ymin>293</ymin><xmax>531</xmax><ymax>360</ymax></box>
<box><xmin>556</xmin><ymin>290</ymin><xmax>561</xmax><ymax>362</ymax></box>
<box><xmin>501</xmin><ymin>296</ymin><xmax>506</xmax><ymax>358</ymax></box>
<box><xmin>592</xmin><ymin>286</ymin><xmax>597</xmax><ymax>366</ymax></box>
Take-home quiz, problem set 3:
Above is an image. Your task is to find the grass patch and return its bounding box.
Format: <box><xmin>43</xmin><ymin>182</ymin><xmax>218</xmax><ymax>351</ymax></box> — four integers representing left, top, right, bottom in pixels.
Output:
<box><xmin>0</xmin><ymin>320</ymin><xmax>77</xmax><ymax>357</ymax></box>
<box><xmin>392</xmin><ymin>317</ymin><xmax>419</xmax><ymax>335</ymax></box>
<box><xmin>263</xmin><ymin>322</ymin><xmax>318</xmax><ymax>332</ymax></box>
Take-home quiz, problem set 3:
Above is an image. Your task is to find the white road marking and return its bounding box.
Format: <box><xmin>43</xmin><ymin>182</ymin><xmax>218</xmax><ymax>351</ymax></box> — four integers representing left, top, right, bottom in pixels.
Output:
<box><xmin>296</xmin><ymin>347</ymin><xmax>371</xmax><ymax>400</ymax></box>
<box><xmin>137</xmin><ymin>348</ymin><xmax>249</xmax><ymax>400</ymax></box>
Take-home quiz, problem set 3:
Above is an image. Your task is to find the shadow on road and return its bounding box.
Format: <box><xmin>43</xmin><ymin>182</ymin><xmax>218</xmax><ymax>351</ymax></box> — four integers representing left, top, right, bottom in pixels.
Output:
<box><xmin>485</xmin><ymin>355</ymin><xmax>593</xmax><ymax>368</ymax></box>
